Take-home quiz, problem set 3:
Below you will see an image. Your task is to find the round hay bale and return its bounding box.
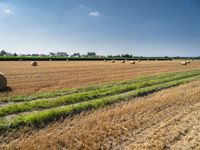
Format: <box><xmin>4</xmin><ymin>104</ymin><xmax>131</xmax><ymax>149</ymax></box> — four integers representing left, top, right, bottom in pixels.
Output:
<box><xmin>121</xmin><ymin>60</ymin><xmax>125</xmax><ymax>63</ymax></box>
<box><xmin>138</xmin><ymin>60</ymin><xmax>141</xmax><ymax>62</ymax></box>
<box><xmin>181</xmin><ymin>62</ymin><xmax>187</xmax><ymax>65</ymax></box>
<box><xmin>104</xmin><ymin>60</ymin><xmax>107</xmax><ymax>62</ymax></box>
<box><xmin>111</xmin><ymin>60</ymin><xmax>115</xmax><ymax>63</ymax></box>
<box><xmin>0</xmin><ymin>73</ymin><xmax>7</xmax><ymax>91</ymax></box>
<box><xmin>130</xmin><ymin>61</ymin><xmax>135</xmax><ymax>64</ymax></box>
<box><xmin>66</xmin><ymin>59</ymin><xmax>69</xmax><ymax>62</ymax></box>
<box><xmin>31</xmin><ymin>61</ymin><xmax>38</xmax><ymax>66</ymax></box>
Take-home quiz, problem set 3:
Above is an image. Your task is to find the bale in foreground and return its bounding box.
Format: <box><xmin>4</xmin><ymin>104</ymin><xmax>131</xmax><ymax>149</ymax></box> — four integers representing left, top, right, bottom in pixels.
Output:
<box><xmin>0</xmin><ymin>73</ymin><xmax>7</xmax><ymax>91</ymax></box>
<box><xmin>31</xmin><ymin>61</ymin><xmax>38</xmax><ymax>66</ymax></box>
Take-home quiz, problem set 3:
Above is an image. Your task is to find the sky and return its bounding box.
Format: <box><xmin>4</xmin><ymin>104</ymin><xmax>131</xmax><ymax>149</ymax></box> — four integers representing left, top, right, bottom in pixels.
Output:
<box><xmin>0</xmin><ymin>0</ymin><xmax>200</xmax><ymax>56</ymax></box>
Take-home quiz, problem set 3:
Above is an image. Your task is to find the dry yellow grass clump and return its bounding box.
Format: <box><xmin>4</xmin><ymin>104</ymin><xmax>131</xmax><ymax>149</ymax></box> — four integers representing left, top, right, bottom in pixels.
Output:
<box><xmin>1</xmin><ymin>80</ymin><xmax>200</xmax><ymax>150</ymax></box>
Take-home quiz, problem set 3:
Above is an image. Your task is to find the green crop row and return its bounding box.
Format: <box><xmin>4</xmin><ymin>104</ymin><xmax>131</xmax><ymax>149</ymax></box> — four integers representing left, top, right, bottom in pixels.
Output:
<box><xmin>2</xmin><ymin>69</ymin><xmax>200</xmax><ymax>103</ymax></box>
<box><xmin>1</xmin><ymin>69</ymin><xmax>200</xmax><ymax>117</ymax></box>
<box><xmin>0</xmin><ymin>75</ymin><xmax>198</xmax><ymax>131</ymax></box>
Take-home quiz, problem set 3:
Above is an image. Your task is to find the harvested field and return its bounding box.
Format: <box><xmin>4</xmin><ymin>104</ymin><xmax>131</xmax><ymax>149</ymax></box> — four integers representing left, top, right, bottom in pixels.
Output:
<box><xmin>1</xmin><ymin>61</ymin><xmax>200</xmax><ymax>150</ymax></box>
<box><xmin>0</xmin><ymin>60</ymin><xmax>200</xmax><ymax>99</ymax></box>
<box><xmin>1</xmin><ymin>78</ymin><xmax>200</xmax><ymax>149</ymax></box>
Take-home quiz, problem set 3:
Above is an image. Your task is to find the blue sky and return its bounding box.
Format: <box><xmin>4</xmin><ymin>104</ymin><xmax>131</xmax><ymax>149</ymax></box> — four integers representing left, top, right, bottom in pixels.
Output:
<box><xmin>0</xmin><ymin>0</ymin><xmax>200</xmax><ymax>56</ymax></box>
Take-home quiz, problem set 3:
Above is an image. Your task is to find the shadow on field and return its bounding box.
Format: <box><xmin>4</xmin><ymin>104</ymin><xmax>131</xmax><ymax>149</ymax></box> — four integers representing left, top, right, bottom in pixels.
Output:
<box><xmin>0</xmin><ymin>87</ymin><xmax>12</xmax><ymax>93</ymax></box>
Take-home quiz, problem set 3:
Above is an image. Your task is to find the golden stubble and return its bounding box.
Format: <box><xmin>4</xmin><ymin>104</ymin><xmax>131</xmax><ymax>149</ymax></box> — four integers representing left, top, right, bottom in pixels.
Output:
<box><xmin>0</xmin><ymin>60</ymin><xmax>200</xmax><ymax>98</ymax></box>
<box><xmin>1</xmin><ymin>80</ymin><xmax>200</xmax><ymax>150</ymax></box>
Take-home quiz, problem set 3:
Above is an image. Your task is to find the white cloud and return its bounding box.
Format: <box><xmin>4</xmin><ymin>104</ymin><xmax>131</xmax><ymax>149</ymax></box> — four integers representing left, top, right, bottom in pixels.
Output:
<box><xmin>0</xmin><ymin>3</ymin><xmax>14</xmax><ymax>16</ymax></box>
<box><xmin>4</xmin><ymin>8</ymin><xmax>13</xmax><ymax>15</ymax></box>
<box><xmin>88</xmin><ymin>11</ymin><xmax>100</xmax><ymax>17</ymax></box>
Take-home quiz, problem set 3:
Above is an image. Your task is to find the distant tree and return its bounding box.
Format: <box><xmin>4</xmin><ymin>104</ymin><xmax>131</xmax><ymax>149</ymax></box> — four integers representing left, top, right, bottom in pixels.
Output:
<box><xmin>14</xmin><ymin>53</ymin><xmax>18</xmax><ymax>56</ymax></box>
<box><xmin>49</xmin><ymin>52</ymin><xmax>55</xmax><ymax>56</ymax></box>
<box><xmin>0</xmin><ymin>50</ymin><xmax>7</xmax><ymax>56</ymax></box>
<box><xmin>114</xmin><ymin>55</ymin><xmax>121</xmax><ymax>57</ymax></box>
<box><xmin>56</xmin><ymin>52</ymin><xmax>69</xmax><ymax>57</ymax></box>
<box><xmin>87</xmin><ymin>52</ymin><xmax>96</xmax><ymax>57</ymax></box>
<box><xmin>71</xmin><ymin>53</ymin><xmax>80</xmax><ymax>57</ymax></box>
<box><xmin>32</xmin><ymin>54</ymin><xmax>39</xmax><ymax>56</ymax></box>
<box><xmin>121</xmin><ymin>54</ymin><xmax>133</xmax><ymax>58</ymax></box>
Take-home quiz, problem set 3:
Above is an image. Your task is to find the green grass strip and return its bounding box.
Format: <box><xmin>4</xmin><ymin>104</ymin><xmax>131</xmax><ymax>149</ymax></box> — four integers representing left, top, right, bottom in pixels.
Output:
<box><xmin>2</xmin><ymin>69</ymin><xmax>200</xmax><ymax>102</ymax></box>
<box><xmin>0</xmin><ymin>70</ymin><xmax>200</xmax><ymax>117</ymax></box>
<box><xmin>0</xmin><ymin>75</ymin><xmax>198</xmax><ymax>131</ymax></box>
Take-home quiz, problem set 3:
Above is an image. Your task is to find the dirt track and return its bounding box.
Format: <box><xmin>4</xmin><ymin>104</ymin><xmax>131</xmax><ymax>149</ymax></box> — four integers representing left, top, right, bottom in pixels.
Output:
<box><xmin>1</xmin><ymin>80</ymin><xmax>200</xmax><ymax>150</ymax></box>
<box><xmin>0</xmin><ymin>60</ymin><xmax>200</xmax><ymax>98</ymax></box>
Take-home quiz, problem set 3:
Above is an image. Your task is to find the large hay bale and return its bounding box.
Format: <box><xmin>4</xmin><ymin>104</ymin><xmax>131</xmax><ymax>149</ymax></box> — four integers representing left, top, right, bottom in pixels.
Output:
<box><xmin>121</xmin><ymin>60</ymin><xmax>125</xmax><ymax>63</ymax></box>
<box><xmin>186</xmin><ymin>61</ymin><xmax>190</xmax><ymax>64</ymax></box>
<box><xmin>130</xmin><ymin>61</ymin><xmax>135</xmax><ymax>64</ymax></box>
<box><xmin>104</xmin><ymin>60</ymin><xmax>107</xmax><ymax>62</ymax></box>
<box><xmin>0</xmin><ymin>73</ymin><xmax>7</xmax><ymax>91</ymax></box>
<box><xmin>31</xmin><ymin>61</ymin><xmax>38</xmax><ymax>66</ymax></box>
<box><xmin>181</xmin><ymin>62</ymin><xmax>187</xmax><ymax>65</ymax></box>
<box><xmin>138</xmin><ymin>60</ymin><xmax>141</xmax><ymax>62</ymax></box>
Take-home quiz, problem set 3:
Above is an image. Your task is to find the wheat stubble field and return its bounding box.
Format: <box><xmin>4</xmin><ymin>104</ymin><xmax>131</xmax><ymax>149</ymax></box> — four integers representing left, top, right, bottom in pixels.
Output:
<box><xmin>1</xmin><ymin>60</ymin><xmax>200</xmax><ymax>98</ymax></box>
<box><xmin>2</xmin><ymin>80</ymin><xmax>200</xmax><ymax>150</ymax></box>
<box><xmin>1</xmin><ymin>60</ymin><xmax>200</xmax><ymax>150</ymax></box>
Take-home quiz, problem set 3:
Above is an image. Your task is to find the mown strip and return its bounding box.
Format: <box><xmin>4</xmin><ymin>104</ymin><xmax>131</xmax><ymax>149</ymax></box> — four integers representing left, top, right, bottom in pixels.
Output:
<box><xmin>1</xmin><ymin>70</ymin><xmax>200</xmax><ymax>117</ymax></box>
<box><xmin>2</xmin><ymin>69</ymin><xmax>200</xmax><ymax>102</ymax></box>
<box><xmin>0</xmin><ymin>75</ymin><xmax>199</xmax><ymax>131</ymax></box>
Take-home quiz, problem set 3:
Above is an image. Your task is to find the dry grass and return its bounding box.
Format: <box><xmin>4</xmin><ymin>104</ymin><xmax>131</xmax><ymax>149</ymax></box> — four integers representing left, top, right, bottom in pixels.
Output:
<box><xmin>1</xmin><ymin>80</ymin><xmax>200</xmax><ymax>149</ymax></box>
<box><xmin>0</xmin><ymin>60</ymin><xmax>200</xmax><ymax>99</ymax></box>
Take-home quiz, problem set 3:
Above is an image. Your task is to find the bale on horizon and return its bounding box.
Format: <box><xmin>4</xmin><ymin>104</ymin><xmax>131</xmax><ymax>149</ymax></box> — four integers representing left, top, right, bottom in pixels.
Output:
<box><xmin>130</xmin><ymin>61</ymin><xmax>135</xmax><ymax>64</ymax></box>
<box><xmin>121</xmin><ymin>60</ymin><xmax>125</xmax><ymax>63</ymax></box>
<box><xmin>181</xmin><ymin>62</ymin><xmax>187</xmax><ymax>65</ymax></box>
<box><xmin>0</xmin><ymin>73</ymin><xmax>7</xmax><ymax>91</ymax></box>
<box><xmin>31</xmin><ymin>61</ymin><xmax>38</xmax><ymax>66</ymax></box>
<box><xmin>111</xmin><ymin>60</ymin><xmax>115</xmax><ymax>63</ymax></box>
